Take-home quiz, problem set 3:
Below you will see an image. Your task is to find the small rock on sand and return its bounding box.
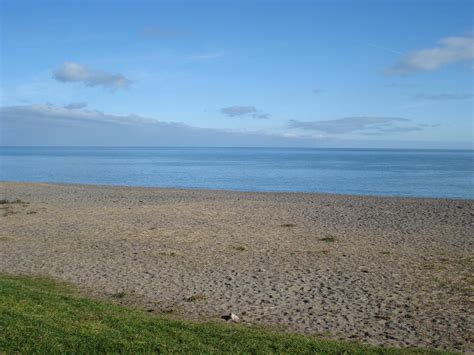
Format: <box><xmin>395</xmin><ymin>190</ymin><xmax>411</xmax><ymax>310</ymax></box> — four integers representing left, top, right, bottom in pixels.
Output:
<box><xmin>222</xmin><ymin>312</ymin><xmax>240</xmax><ymax>322</ymax></box>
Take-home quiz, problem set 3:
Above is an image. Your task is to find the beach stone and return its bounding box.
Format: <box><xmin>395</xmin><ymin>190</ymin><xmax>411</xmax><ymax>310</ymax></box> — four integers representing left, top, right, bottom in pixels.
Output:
<box><xmin>222</xmin><ymin>312</ymin><xmax>240</xmax><ymax>322</ymax></box>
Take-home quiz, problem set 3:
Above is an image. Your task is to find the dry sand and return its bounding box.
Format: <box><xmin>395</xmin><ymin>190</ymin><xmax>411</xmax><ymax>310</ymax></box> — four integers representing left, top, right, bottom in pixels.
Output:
<box><xmin>0</xmin><ymin>182</ymin><xmax>472</xmax><ymax>352</ymax></box>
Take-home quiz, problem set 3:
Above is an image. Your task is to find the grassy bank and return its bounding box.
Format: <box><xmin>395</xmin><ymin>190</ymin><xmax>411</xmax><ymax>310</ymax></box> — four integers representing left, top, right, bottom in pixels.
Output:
<box><xmin>0</xmin><ymin>274</ymin><xmax>446</xmax><ymax>354</ymax></box>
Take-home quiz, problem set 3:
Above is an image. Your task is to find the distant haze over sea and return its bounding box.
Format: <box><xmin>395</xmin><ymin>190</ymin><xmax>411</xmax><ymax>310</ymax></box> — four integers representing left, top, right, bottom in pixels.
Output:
<box><xmin>1</xmin><ymin>147</ymin><xmax>473</xmax><ymax>199</ymax></box>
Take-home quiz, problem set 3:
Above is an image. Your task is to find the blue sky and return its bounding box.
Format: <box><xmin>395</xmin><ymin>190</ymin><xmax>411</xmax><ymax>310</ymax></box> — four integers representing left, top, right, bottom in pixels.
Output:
<box><xmin>1</xmin><ymin>0</ymin><xmax>473</xmax><ymax>148</ymax></box>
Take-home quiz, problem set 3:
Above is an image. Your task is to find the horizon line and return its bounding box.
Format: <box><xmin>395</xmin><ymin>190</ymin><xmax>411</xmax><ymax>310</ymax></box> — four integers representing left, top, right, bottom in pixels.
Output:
<box><xmin>0</xmin><ymin>146</ymin><xmax>472</xmax><ymax>151</ymax></box>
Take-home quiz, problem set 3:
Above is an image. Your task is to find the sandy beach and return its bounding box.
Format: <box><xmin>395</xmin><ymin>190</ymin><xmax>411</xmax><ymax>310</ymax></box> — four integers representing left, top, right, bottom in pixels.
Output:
<box><xmin>0</xmin><ymin>182</ymin><xmax>472</xmax><ymax>352</ymax></box>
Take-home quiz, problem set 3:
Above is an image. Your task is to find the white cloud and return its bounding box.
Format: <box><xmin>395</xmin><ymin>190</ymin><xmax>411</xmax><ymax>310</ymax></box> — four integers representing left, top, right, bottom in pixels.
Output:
<box><xmin>221</xmin><ymin>106</ymin><xmax>257</xmax><ymax>116</ymax></box>
<box><xmin>220</xmin><ymin>105</ymin><xmax>269</xmax><ymax>119</ymax></box>
<box><xmin>53</xmin><ymin>61</ymin><xmax>132</xmax><ymax>89</ymax></box>
<box><xmin>388</xmin><ymin>34</ymin><xmax>474</xmax><ymax>74</ymax></box>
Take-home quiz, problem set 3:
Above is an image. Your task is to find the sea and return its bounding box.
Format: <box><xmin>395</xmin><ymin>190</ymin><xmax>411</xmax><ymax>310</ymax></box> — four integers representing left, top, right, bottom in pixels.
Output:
<box><xmin>0</xmin><ymin>147</ymin><xmax>473</xmax><ymax>199</ymax></box>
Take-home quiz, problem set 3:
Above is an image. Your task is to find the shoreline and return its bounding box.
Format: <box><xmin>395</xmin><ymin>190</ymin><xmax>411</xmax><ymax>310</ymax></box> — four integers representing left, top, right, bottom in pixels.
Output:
<box><xmin>1</xmin><ymin>182</ymin><xmax>472</xmax><ymax>351</ymax></box>
<box><xmin>1</xmin><ymin>180</ymin><xmax>471</xmax><ymax>201</ymax></box>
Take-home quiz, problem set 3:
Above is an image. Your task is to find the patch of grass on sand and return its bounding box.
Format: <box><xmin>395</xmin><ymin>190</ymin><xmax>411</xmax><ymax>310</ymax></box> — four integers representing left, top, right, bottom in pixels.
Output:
<box><xmin>111</xmin><ymin>291</ymin><xmax>127</xmax><ymax>299</ymax></box>
<box><xmin>423</xmin><ymin>255</ymin><xmax>473</xmax><ymax>297</ymax></box>
<box><xmin>0</xmin><ymin>199</ymin><xmax>30</xmax><ymax>216</ymax></box>
<box><xmin>0</xmin><ymin>237</ymin><xmax>11</xmax><ymax>241</ymax></box>
<box><xmin>320</xmin><ymin>235</ymin><xmax>336</xmax><ymax>243</ymax></box>
<box><xmin>0</xmin><ymin>199</ymin><xmax>28</xmax><ymax>205</ymax></box>
<box><xmin>233</xmin><ymin>246</ymin><xmax>246</xmax><ymax>251</ymax></box>
<box><xmin>184</xmin><ymin>294</ymin><xmax>208</xmax><ymax>302</ymax></box>
<box><xmin>155</xmin><ymin>251</ymin><xmax>177</xmax><ymax>257</ymax></box>
<box><xmin>0</xmin><ymin>274</ymin><xmax>446</xmax><ymax>354</ymax></box>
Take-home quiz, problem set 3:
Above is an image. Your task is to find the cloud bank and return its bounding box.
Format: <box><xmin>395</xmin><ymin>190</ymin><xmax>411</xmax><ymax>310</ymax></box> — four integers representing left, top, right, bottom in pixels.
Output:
<box><xmin>361</xmin><ymin>126</ymin><xmax>423</xmax><ymax>136</ymax></box>
<box><xmin>413</xmin><ymin>93</ymin><xmax>473</xmax><ymax>101</ymax></box>
<box><xmin>53</xmin><ymin>62</ymin><xmax>132</xmax><ymax>89</ymax></box>
<box><xmin>1</xmin><ymin>105</ymin><xmax>465</xmax><ymax>148</ymax></box>
<box><xmin>289</xmin><ymin>117</ymin><xmax>420</xmax><ymax>135</ymax></box>
<box><xmin>389</xmin><ymin>34</ymin><xmax>474</xmax><ymax>74</ymax></box>
<box><xmin>0</xmin><ymin>104</ymin><xmax>312</xmax><ymax>147</ymax></box>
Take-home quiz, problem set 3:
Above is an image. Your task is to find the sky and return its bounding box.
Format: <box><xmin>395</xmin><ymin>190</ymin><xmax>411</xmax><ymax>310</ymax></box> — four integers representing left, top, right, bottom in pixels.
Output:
<box><xmin>0</xmin><ymin>0</ymin><xmax>473</xmax><ymax>148</ymax></box>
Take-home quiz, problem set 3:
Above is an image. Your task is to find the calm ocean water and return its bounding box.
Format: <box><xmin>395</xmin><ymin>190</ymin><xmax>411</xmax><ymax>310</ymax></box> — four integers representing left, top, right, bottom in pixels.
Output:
<box><xmin>0</xmin><ymin>147</ymin><xmax>473</xmax><ymax>199</ymax></box>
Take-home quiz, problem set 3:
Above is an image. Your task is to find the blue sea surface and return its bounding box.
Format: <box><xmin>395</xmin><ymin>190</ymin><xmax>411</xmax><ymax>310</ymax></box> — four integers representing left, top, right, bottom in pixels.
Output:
<box><xmin>0</xmin><ymin>147</ymin><xmax>473</xmax><ymax>199</ymax></box>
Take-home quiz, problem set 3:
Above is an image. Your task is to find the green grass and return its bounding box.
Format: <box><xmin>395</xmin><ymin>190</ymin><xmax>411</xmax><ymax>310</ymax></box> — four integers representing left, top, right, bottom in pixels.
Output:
<box><xmin>184</xmin><ymin>293</ymin><xmax>208</xmax><ymax>303</ymax></box>
<box><xmin>0</xmin><ymin>274</ymin><xmax>448</xmax><ymax>354</ymax></box>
